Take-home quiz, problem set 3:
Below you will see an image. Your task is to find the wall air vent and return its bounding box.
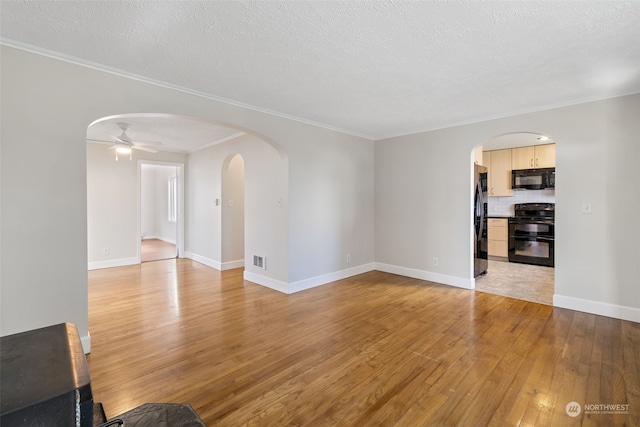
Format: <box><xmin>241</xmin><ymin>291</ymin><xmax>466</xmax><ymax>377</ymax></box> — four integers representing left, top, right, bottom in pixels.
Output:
<box><xmin>252</xmin><ymin>254</ymin><xmax>266</xmax><ymax>270</ymax></box>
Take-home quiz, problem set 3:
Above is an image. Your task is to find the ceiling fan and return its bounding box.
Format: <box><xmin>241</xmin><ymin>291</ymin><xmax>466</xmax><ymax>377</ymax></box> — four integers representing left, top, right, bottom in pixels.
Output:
<box><xmin>89</xmin><ymin>122</ymin><xmax>162</xmax><ymax>160</ymax></box>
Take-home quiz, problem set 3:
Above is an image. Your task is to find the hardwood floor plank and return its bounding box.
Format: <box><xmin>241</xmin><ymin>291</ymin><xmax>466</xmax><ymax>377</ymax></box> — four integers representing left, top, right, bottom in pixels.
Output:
<box><xmin>140</xmin><ymin>238</ymin><xmax>176</xmax><ymax>262</ymax></box>
<box><xmin>459</xmin><ymin>303</ymin><xmax>550</xmax><ymax>426</ymax></box>
<box><xmin>87</xmin><ymin>259</ymin><xmax>640</xmax><ymax>425</ymax></box>
<box><xmin>623</xmin><ymin>321</ymin><xmax>640</xmax><ymax>425</ymax></box>
<box><xmin>521</xmin><ymin>309</ymin><xmax>574</xmax><ymax>426</ymax></box>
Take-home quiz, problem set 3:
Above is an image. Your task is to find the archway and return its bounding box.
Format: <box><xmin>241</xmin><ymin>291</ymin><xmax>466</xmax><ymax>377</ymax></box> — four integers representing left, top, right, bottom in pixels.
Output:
<box><xmin>86</xmin><ymin>112</ymin><xmax>289</xmax><ymax>291</ymax></box>
<box><xmin>471</xmin><ymin>132</ymin><xmax>556</xmax><ymax>305</ymax></box>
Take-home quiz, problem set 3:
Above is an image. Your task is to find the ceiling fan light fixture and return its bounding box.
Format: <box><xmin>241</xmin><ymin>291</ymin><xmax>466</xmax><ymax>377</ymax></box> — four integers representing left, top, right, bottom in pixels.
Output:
<box><xmin>115</xmin><ymin>144</ymin><xmax>132</xmax><ymax>161</ymax></box>
<box><xmin>102</xmin><ymin>122</ymin><xmax>159</xmax><ymax>160</ymax></box>
<box><xmin>116</xmin><ymin>146</ymin><xmax>132</xmax><ymax>154</ymax></box>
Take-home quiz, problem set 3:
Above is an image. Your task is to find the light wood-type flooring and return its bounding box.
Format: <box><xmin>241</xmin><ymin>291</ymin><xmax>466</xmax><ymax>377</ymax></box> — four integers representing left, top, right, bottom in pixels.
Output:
<box><xmin>140</xmin><ymin>238</ymin><xmax>176</xmax><ymax>263</ymax></box>
<box><xmin>87</xmin><ymin>259</ymin><xmax>640</xmax><ymax>426</ymax></box>
<box><xmin>475</xmin><ymin>260</ymin><xmax>554</xmax><ymax>305</ymax></box>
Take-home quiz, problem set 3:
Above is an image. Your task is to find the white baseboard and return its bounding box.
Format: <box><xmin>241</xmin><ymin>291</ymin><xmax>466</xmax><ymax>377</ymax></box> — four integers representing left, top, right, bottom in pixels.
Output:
<box><xmin>374</xmin><ymin>262</ymin><xmax>474</xmax><ymax>290</ymax></box>
<box><xmin>244</xmin><ymin>263</ymin><xmax>376</xmax><ymax>294</ymax></box>
<box><xmin>183</xmin><ymin>253</ymin><xmax>244</xmax><ymax>271</ymax></box>
<box><xmin>221</xmin><ymin>259</ymin><xmax>244</xmax><ymax>270</ymax></box>
<box><xmin>183</xmin><ymin>252</ymin><xmax>221</xmax><ymax>270</ymax></box>
<box><xmin>554</xmin><ymin>294</ymin><xmax>640</xmax><ymax>323</ymax></box>
<box><xmin>88</xmin><ymin>257</ymin><xmax>138</xmax><ymax>270</ymax></box>
<box><xmin>81</xmin><ymin>332</ymin><xmax>91</xmax><ymax>354</ymax></box>
<box><xmin>244</xmin><ymin>271</ymin><xmax>289</xmax><ymax>293</ymax></box>
<box><xmin>142</xmin><ymin>236</ymin><xmax>176</xmax><ymax>244</ymax></box>
<box><xmin>288</xmin><ymin>263</ymin><xmax>376</xmax><ymax>293</ymax></box>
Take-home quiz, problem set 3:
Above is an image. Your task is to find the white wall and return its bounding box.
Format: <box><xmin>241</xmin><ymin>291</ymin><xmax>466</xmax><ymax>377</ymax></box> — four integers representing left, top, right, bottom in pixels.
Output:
<box><xmin>141</xmin><ymin>167</ymin><xmax>157</xmax><ymax>238</ymax></box>
<box><xmin>87</xmin><ymin>143</ymin><xmax>186</xmax><ymax>269</ymax></box>
<box><xmin>287</xmin><ymin>126</ymin><xmax>375</xmax><ymax>289</ymax></box>
<box><xmin>376</xmin><ymin>93</ymin><xmax>640</xmax><ymax>322</ymax></box>
<box><xmin>1</xmin><ymin>53</ymin><xmax>90</xmax><ymax>348</ymax></box>
<box><xmin>185</xmin><ymin>134</ymin><xmax>289</xmax><ymax>283</ymax></box>
<box><xmin>153</xmin><ymin>166</ymin><xmax>178</xmax><ymax>243</ymax></box>
<box><xmin>601</xmin><ymin>94</ymin><xmax>640</xmax><ymax>316</ymax></box>
<box><xmin>221</xmin><ymin>154</ymin><xmax>244</xmax><ymax>265</ymax></box>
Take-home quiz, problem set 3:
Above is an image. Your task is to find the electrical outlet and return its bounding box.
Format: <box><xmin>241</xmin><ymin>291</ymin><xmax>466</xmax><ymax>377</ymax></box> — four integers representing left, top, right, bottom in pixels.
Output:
<box><xmin>432</xmin><ymin>257</ymin><xmax>439</xmax><ymax>267</ymax></box>
<box><xmin>103</xmin><ymin>247</ymin><xmax>110</xmax><ymax>255</ymax></box>
<box><xmin>346</xmin><ymin>253</ymin><xmax>351</xmax><ymax>263</ymax></box>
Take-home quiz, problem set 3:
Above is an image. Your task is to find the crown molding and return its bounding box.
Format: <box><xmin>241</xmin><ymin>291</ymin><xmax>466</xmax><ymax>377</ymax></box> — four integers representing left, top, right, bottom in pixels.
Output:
<box><xmin>0</xmin><ymin>39</ymin><xmax>375</xmax><ymax>141</ymax></box>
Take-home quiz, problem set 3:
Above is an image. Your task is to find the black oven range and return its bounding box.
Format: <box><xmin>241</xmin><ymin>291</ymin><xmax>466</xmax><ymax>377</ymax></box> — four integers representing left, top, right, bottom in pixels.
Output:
<box><xmin>508</xmin><ymin>203</ymin><xmax>555</xmax><ymax>267</ymax></box>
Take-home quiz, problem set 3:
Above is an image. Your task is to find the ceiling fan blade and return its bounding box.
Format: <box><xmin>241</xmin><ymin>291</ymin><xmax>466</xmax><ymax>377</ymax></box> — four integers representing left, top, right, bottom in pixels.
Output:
<box><xmin>86</xmin><ymin>138</ymin><xmax>114</xmax><ymax>144</ymax></box>
<box><xmin>132</xmin><ymin>140</ymin><xmax>163</xmax><ymax>146</ymax></box>
<box><xmin>132</xmin><ymin>146</ymin><xmax>159</xmax><ymax>153</ymax></box>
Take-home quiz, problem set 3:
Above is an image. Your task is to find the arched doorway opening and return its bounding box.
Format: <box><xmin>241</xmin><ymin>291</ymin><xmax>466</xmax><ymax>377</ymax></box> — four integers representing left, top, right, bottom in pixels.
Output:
<box><xmin>472</xmin><ymin>132</ymin><xmax>556</xmax><ymax>305</ymax></box>
<box><xmin>86</xmin><ymin>113</ymin><xmax>288</xmax><ymax>286</ymax></box>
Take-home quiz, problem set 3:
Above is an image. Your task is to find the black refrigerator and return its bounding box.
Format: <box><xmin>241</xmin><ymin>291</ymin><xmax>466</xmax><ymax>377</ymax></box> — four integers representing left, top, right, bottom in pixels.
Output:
<box><xmin>474</xmin><ymin>164</ymin><xmax>488</xmax><ymax>277</ymax></box>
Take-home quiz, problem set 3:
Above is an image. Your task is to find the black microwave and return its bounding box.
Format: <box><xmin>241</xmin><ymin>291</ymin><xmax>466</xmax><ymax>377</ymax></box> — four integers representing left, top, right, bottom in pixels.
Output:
<box><xmin>512</xmin><ymin>167</ymin><xmax>555</xmax><ymax>190</ymax></box>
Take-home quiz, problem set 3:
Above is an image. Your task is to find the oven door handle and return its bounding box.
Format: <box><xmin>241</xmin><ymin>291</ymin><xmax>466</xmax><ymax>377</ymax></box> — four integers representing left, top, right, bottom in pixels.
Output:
<box><xmin>511</xmin><ymin>235</ymin><xmax>554</xmax><ymax>242</ymax></box>
<box><xmin>509</xmin><ymin>219</ymin><xmax>554</xmax><ymax>225</ymax></box>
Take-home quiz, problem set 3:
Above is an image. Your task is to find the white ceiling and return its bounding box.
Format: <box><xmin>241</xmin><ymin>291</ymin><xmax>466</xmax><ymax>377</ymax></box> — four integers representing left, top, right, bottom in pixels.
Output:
<box><xmin>2</xmin><ymin>0</ymin><xmax>640</xmax><ymax>148</ymax></box>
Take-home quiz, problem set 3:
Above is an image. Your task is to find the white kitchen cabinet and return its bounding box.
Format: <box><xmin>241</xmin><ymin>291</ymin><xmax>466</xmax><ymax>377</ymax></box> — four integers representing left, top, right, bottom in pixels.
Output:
<box><xmin>511</xmin><ymin>144</ymin><xmax>555</xmax><ymax>169</ymax></box>
<box><xmin>484</xmin><ymin>149</ymin><xmax>513</xmax><ymax>197</ymax></box>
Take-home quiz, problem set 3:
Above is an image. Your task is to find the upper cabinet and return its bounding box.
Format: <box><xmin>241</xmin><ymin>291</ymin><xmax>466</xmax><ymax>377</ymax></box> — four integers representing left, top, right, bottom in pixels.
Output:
<box><xmin>511</xmin><ymin>146</ymin><xmax>534</xmax><ymax>169</ymax></box>
<box><xmin>484</xmin><ymin>148</ymin><xmax>512</xmax><ymax>197</ymax></box>
<box><xmin>534</xmin><ymin>144</ymin><xmax>556</xmax><ymax>168</ymax></box>
<box><xmin>511</xmin><ymin>144</ymin><xmax>556</xmax><ymax>169</ymax></box>
<box><xmin>484</xmin><ymin>143</ymin><xmax>555</xmax><ymax>196</ymax></box>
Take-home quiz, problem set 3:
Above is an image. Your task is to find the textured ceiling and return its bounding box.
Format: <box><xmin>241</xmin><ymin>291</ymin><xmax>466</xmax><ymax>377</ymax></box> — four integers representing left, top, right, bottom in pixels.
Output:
<box><xmin>2</xmin><ymin>0</ymin><xmax>640</xmax><ymax>143</ymax></box>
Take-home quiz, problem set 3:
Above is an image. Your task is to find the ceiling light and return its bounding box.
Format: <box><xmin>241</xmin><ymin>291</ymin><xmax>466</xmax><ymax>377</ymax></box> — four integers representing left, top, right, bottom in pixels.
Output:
<box><xmin>537</xmin><ymin>136</ymin><xmax>549</xmax><ymax>141</ymax></box>
<box><xmin>115</xmin><ymin>144</ymin><xmax>132</xmax><ymax>161</ymax></box>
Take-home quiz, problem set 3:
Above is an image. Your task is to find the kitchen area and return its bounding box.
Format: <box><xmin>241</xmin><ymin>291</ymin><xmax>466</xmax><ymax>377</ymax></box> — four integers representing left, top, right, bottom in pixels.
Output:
<box><xmin>473</xmin><ymin>133</ymin><xmax>556</xmax><ymax>305</ymax></box>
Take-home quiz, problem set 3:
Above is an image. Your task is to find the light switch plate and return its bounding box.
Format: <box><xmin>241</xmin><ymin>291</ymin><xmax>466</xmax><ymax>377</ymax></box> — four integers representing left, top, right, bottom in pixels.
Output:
<box><xmin>582</xmin><ymin>202</ymin><xmax>592</xmax><ymax>214</ymax></box>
